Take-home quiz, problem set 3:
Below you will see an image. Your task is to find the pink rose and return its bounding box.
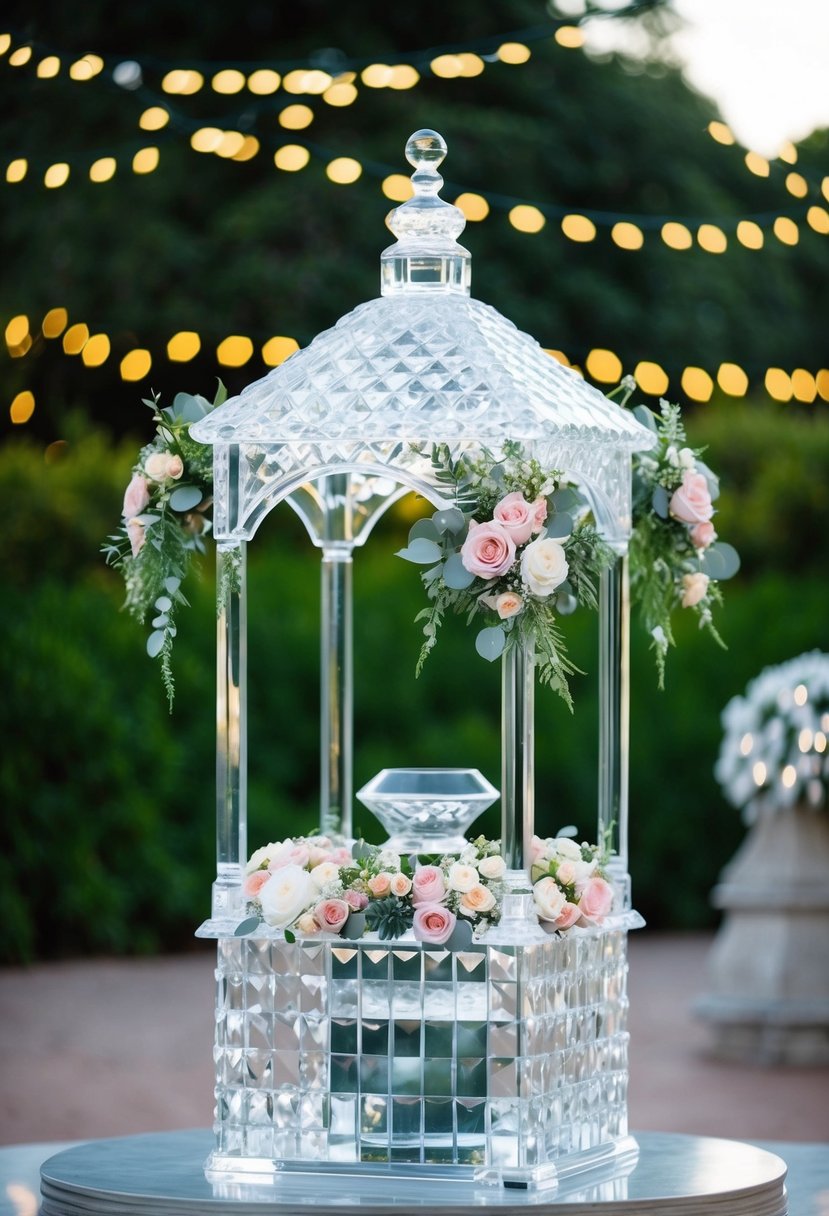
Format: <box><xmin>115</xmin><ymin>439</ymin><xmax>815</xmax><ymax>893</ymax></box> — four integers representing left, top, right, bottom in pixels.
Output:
<box><xmin>531</xmin><ymin>835</ymin><xmax>547</xmax><ymax>862</ymax></box>
<box><xmin>166</xmin><ymin>454</ymin><xmax>184</xmax><ymax>480</ymax></box>
<box><xmin>412</xmin><ymin>902</ymin><xmax>456</xmax><ymax>945</ymax></box>
<box><xmin>556</xmin><ymin>860</ymin><xmax>576</xmax><ymax>886</ymax></box>
<box><xmin>412</xmin><ymin>865</ymin><xmax>447</xmax><ymax>905</ymax></box>
<box><xmin>460</xmin><ymin>520</ymin><xmax>516</xmax><ymax>579</ymax></box>
<box><xmin>127</xmin><ymin>518</ymin><xmax>145</xmax><ymax>557</ymax></box>
<box><xmin>314</xmin><ymin>897</ymin><xmax>350</xmax><ymax>933</ymax></box>
<box><xmin>681</xmin><ymin>571</ymin><xmax>710</xmax><ymax>608</ymax></box>
<box><xmin>330</xmin><ymin>847</ymin><xmax>353</xmax><ymax>865</ymax></box>
<box><xmin>669</xmin><ymin>470</ymin><xmax>713</xmax><ymax>525</ymax></box>
<box><xmin>555</xmin><ymin>901</ymin><xmax>581</xmax><ymax>930</ymax></box>
<box><xmin>243</xmin><ymin>870</ymin><xmax>272</xmax><ymax>899</ymax></box>
<box><xmin>308</xmin><ymin>845</ymin><xmax>333</xmax><ymax>867</ymax></box>
<box><xmin>495</xmin><ymin>592</ymin><xmax>523</xmax><ymax>620</ymax></box>
<box><xmin>577</xmin><ymin>877</ymin><xmax>614</xmax><ymax>923</ymax></box>
<box><xmin>367</xmin><ymin>872</ymin><xmax>392</xmax><ymax>897</ymax></box>
<box><xmin>344</xmin><ymin>889</ymin><xmax>368</xmax><ymax>911</ymax></box>
<box><xmin>286</xmin><ymin>844</ymin><xmax>310</xmax><ymax>868</ymax></box>
<box><xmin>690</xmin><ymin>521</ymin><xmax>716</xmax><ymax>550</ymax></box>
<box><xmin>268</xmin><ymin>843</ymin><xmax>308</xmax><ymax>871</ymax></box>
<box><xmin>493</xmin><ymin>492</ymin><xmax>536</xmax><ymax>546</ymax></box>
<box><xmin>531</xmin><ymin>497</ymin><xmax>548</xmax><ymax>533</ymax></box>
<box><xmin>123</xmin><ymin>472</ymin><xmax>150</xmax><ymax>519</ymax></box>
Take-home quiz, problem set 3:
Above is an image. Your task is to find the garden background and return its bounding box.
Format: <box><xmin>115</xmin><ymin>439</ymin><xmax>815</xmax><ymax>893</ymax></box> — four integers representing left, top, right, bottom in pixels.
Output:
<box><xmin>1</xmin><ymin>0</ymin><xmax>827</xmax><ymax>963</ymax></box>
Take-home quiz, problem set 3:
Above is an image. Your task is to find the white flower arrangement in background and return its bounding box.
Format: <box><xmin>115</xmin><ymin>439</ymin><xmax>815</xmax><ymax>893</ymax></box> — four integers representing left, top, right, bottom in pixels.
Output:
<box><xmin>715</xmin><ymin>651</ymin><xmax>829</xmax><ymax>819</ymax></box>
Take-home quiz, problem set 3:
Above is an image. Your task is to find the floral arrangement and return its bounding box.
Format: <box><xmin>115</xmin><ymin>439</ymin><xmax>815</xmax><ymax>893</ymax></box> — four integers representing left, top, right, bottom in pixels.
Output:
<box><xmin>397</xmin><ymin>442</ymin><xmax>615</xmax><ymax>709</ymax></box>
<box><xmin>237</xmin><ymin>833</ymin><xmax>509</xmax><ymax>943</ymax></box>
<box><xmin>715</xmin><ymin>651</ymin><xmax>829</xmax><ymax>819</ymax></box>
<box><xmin>531</xmin><ymin>834</ymin><xmax>615</xmax><ymax>929</ymax></box>
<box><xmin>620</xmin><ymin>383</ymin><xmax>740</xmax><ymax>685</ymax></box>
<box><xmin>400</xmin><ymin>388</ymin><xmax>738</xmax><ymax>702</ymax></box>
<box><xmin>103</xmin><ymin>387</ymin><xmax>223</xmax><ymax>706</ymax></box>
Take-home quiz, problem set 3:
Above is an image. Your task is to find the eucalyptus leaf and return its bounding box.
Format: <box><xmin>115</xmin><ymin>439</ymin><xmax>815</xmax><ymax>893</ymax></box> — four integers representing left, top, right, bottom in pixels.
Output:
<box><xmin>408</xmin><ymin>518</ymin><xmax>439</xmax><ymax>544</ymax></box>
<box><xmin>651</xmin><ymin>485</ymin><xmax>669</xmax><ymax>519</ymax></box>
<box><xmin>556</xmin><ymin>592</ymin><xmax>577</xmax><ymax>616</ymax></box>
<box><xmin>443</xmin><ymin>553</ymin><xmax>475</xmax><ymax>590</ymax></box>
<box><xmin>146</xmin><ymin>630</ymin><xmax>166</xmax><ymax>658</ymax></box>
<box><xmin>433</xmin><ymin>506</ymin><xmax>465</xmax><ymax>535</ymax></box>
<box><xmin>633</xmin><ymin>404</ymin><xmax>658</xmax><ymax>433</ymax></box>
<box><xmin>546</xmin><ymin>511</ymin><xmax>573</xmax><ymax>538</ymax></box>
<box><xmin>700</xmin><ymin>542</ymin><xmax>741</xmax><ymax>581</ymax></box>
<box><xmin>396</xmin><ymin>537</ymin><xmax>442</xmax><ymax>564</ymax></box>
<box><xmin>152</xmin><ymin>614</ymin><xmax>169</xmax><ymax>629</ymax></box>
<box><xmin>352</xmin><ymin>839</ymin><xmax>373</xmax><ymax>862</ymax></box>
<box><xmin>696</xmin><ymin>460</ymin><xmax>720</xmax><ymax>501</ymax></box>
<box><xmin>234</xmin><ymin>916</ymin><xmax>261</xmax><ymax>937</ymax></box>
<box><xmin>169</xmin><ymin>392</ymin><xmax>212</xmax><ymax>423</ymax></box>
<box><xmin>213</xmin><ymin>379</ymin><xmax>228</xmax><ymax>407</ymax></box>
<box><xmin>490</xmin><ymin>464</ymin><xmax>505</xmax><ymax>484</ymax></box>
<box><xmin>551</xmin><ymin>487</ymin><xmax>580</xmax><ymax>513</ymax></box>
<box><xmin>445</xmin><ymin>917</ymin><xmax>474</xmax><ymax>951</ymax></box>
<box><xmin>154</xmin><ymin>595</ymin><xmax>173</xmax><ymax>612</ymax></box>
<box><xmin>164</xmin><ymin>576</ymin><xmax>181</xmax><ymax>594</ymax></box>
<box><xmin>169</xmin><ymin>485</ymin><xmax>203</xmax><ymax>512</ymax></box>
<box><xmin>341</xmin><ymin>911</ymin><xmax>366</xmax><ymax>941</ymax></box>
<box><xmin>556</xmin><ymin>825</ymin><xmax>579</xmax><ymax>838</ymax></box>
<box><xmin>475</xmin><ymin>625</ymin><xmax>506</xmax><ymax>662</ymax></box>
<box><xmin>134</xmin><ymin>513</ymin><xmax>160</xmax><ymax>527</ymax></box>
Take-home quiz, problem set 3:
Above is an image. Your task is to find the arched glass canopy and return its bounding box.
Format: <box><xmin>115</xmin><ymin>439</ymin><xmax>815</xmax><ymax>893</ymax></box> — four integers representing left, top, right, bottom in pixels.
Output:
<box><xmin>192</xmin><ymin>130</ymin><xmax>654</xmax><ymax>930</ymax></box>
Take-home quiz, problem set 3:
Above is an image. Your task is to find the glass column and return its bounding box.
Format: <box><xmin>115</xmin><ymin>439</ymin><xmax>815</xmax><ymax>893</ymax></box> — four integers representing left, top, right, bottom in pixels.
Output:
<box><xmin>214</xmin><ymin>540</ymin><xmax>247</xmax><ymax>918</ymax></box>
<box><xmin>598</xmin><ymin>553</ymin><xmax>630</xmax><ymax>904</ymax></box>
<box><xmin>320</xmin><ymin>544</ymin><xmax>353</xmax><ymax>839</ymax></box>
<box><xmin>501</xmin><ymin>639</ymin><xmax>535</xmax><ymax>878</ymax></box>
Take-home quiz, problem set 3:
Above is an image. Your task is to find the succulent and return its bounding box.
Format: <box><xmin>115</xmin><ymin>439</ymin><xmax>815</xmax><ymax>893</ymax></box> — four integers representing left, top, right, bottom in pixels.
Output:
<box><xmin>365</xmin><ymin>896</ymin><xmax>414</xmax><ymax>941</ymax></box>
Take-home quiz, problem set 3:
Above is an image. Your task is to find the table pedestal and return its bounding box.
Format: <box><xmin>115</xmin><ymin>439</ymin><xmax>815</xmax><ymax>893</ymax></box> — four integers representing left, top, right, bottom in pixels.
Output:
<box><xmin>40</xmin><ymin>1129</ymin><xmax>787</xmax><ymax>1215</ymax></box>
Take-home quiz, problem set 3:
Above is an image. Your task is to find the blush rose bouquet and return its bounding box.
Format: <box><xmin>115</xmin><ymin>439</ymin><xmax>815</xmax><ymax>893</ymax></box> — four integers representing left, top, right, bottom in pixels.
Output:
<box><xmin>103</xmin><ymin>386</ymin><xmax>222</xmax><ymax>707</ymax></box>
<box><xmin>236</xmin><ymin>832</ymin><xmax>509</xmax><ymax>943</ymax></box>
<box><xmin>530</xmin><ymin>833</ymin><xmax>616</xmax><ymax>931</ymax></box>
<box><xmin>397</xmin><ymin>441</ymin><xmax>615</xmax><ymax>710</ymax></box>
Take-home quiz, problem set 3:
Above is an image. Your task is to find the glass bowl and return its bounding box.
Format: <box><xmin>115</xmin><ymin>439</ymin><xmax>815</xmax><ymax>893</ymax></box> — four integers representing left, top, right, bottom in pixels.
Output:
<box><xmin>356</xmin><ymin>767</ymin><xmax>499</xmax><ymax>854</ymax></box>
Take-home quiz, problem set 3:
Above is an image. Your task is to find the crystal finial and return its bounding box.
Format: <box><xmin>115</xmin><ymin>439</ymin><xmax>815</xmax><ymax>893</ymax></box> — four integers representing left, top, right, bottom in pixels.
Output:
<box><xmin>381</xmin><ymin>130</ymin><xmax>470</xmax><ymax>293</ymax></box>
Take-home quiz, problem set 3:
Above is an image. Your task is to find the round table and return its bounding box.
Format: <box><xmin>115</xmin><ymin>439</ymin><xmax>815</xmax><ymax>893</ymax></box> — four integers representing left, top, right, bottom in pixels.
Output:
<box><xmin>39</xmin><ymin>1129</ymin><xmax>788</xmax><ymax>1215</ymax></box>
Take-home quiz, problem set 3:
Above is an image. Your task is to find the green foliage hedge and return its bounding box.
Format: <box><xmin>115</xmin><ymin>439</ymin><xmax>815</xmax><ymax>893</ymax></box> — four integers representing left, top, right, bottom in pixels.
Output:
<box><xmin>0</xmin><ymin>399</ymin><xmax>827</xmax><ymax>961</ymax></box>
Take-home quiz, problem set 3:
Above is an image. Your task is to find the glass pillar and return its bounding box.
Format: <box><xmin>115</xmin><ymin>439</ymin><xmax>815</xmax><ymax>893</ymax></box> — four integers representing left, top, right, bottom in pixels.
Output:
<box><xmin>598</xmin><ymin>554</ymin><xmax>630</xmax><ymax>905</ymax></box>
<box><xmin>214</xmin><ymin>540</ymin><xmax>247</xmax><ymax>919</ymax></box>
<box><xmin>320</xmin><ymin>545</ymin><xmax>353</xmax><ymax>839</ymax></box>
<box><xmin>500</xmin><ymin>639</ymin><xmax>535</xmax><ymax>879</ymax></box>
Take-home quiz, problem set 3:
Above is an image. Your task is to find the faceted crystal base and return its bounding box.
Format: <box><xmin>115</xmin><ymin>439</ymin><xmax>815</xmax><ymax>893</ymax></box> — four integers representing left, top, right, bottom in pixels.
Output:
<box><xmin>211</xmin><ymin>918</ymin><xmax>639</xmax><ymax>1188</ymax></box>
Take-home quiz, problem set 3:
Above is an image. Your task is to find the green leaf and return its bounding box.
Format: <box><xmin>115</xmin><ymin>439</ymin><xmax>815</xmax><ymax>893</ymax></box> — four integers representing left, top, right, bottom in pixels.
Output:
<box><xmin>396</xmin><ymin>538</ymin><xmax>442</xmax><ymax>564</ymax></box>
<box><xmin>433</xmin><ymin>506</ymin><xmax>465</xmax><ymax>535</ymax></box>
<box><xmin>551</xmin><ymin>487</ymin><xmax>580</xmax><ymax>513</ymax></box>
<box><xmin>475</xmin><ymin>625</ymin><xmax>506</xmax><ymax>662</ymax></box>
<box><xmin>284</xmin><ymin>929</ymin><xmax>296</xmax><ymax>944</ymax></box>
<box><xmin>696</xmin><ymin>459</ymin><xmax>720</xmax><ymax>501</ymax></box>
<box><xmin>633</xmin><ymin>404</ymin><xmax>658</xmax><ymax>433</ymax></box>
<box><xmin>213</xmin><ymin>378</ymin><xmax>228</xmax><ymax>407</ymax></box>
<box><xmin>169</xmin><ymin>392</ymin><xmax>212</xmax><ymax>423</ymax></box>
<box><xmin>443</xmin><ymin>553</ymin><xmax>475</xmax><ymax>590</ymax></box>
<box><xmin>234</xmin><ymin>916</ymin><xmax>261</xmax><ymax>936</ymax></box>
<box><xmin>146</xmin><ymin>630</ymin><xmax>166</xmax><ymax>658</ymax></box>
<box><xmin>700</xmin><ymin>542</ymin><xmax>740</xmax><ymax>581</ymax></box>
<box><xmin>652</xmin><ymin>485</ymin><xmax>669</xmax><ymax>518</ymax></box>
<box><xmin>408</xmin><ymin>518</ymin><xmax>439</xmax><ymax>544</ymax></box>
<box><xmin>546</xmin><ymin>512</ymin><xmax>573</xmax><ymax>538</ymax></box>
<box><xmin>169</xmin><ymin>485</ymin><xmax>203</xmax><ymax>512</ymax></box>
<box><xmin>164</xmin><ymin>576</ymin><xmax>181</xmax><ymax>594</ymax></box>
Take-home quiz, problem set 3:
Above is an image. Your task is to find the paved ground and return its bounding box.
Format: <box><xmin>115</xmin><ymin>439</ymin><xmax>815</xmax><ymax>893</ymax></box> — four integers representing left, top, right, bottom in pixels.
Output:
<box><xmin>1</xmin><ymin>933</ymin><xmax>827</xmax><ymax>1146</ymax></box>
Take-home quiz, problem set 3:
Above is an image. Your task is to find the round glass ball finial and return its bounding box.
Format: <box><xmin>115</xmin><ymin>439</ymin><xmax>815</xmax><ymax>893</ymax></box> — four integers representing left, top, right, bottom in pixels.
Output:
<box><xmin>405</xmin><ymin>129</ymin><xmax>447</xmax><ymax>169</ymax></box>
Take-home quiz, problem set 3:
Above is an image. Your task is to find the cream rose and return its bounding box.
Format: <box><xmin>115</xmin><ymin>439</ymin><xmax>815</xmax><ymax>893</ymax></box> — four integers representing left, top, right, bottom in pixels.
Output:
<box><xmin>367</xmin><ymin>872</ymin><xmax>392</xmax><ymax>897</ymax></box>
<box><xmin>681</xmin><ymin>571</ymin><xmax>710</xmax><ymax>608</ymax></box>
<box><xmin>459</xmin><ymin>884</ymin><xmax>497</xmax><ymax>917</ymax></box>
<box><xmin>533</xmin><ymin>876</ymin><xmax>566</xmax><ymax>922</ymax></box>
<box><xmin>295</xmin><ymin>911</ymin><xmax>321</xmax><ymax>935</ymax></box>
<box><xmin>690</xmin><ymin>521</ymin><xmax>716</xmax><ymax>550</ymax></box>
<box><xmin>259</xmin><ymin>864</ymin><xmax>315</xmax><ymax>928</ymax></box>
<box><xmin>521</xmin><ymin>537</ymin><xmax>569</xmax><ymax>597</ymax></box>
<box><xmin>165</xmin><ymin>454</ymin><xmax>184</xmax><ymax>480</ymax></box>
<box><xmin>554</xmin><ymin>837</ymin><xmax>582</xmax><ymax>861</ymax></box>
<box><xmin>555</xmin><ymin>901</ymin><xmax>581</xmax><ymax>930</ymax></box>
<box><xmin>477</xmin><ymin>854</ymin><xmax>506</xmax><ymax>880</ymax></box>
<box><xmin>495</xmin><ymin>592</ymin><xmax>523</xmax><ymax>620</ymax></box>
<box><xmin>669</xmin><ymin>470</ymin><xmax>713</xmax><ymax>524</ymax></box>
<box><xmin>556</xmin><ymin>860</ymin><xmax>576</xmax><ymax>886</ymax></box>
<box><xmin>493</xmin><ymin>492</ymin><xmax>536</xmax><ymax>545</ymax></box>
<box><xmin>310</xmin><ymin>860</ymin><xmax>340</xmax><ymax>890</ymax></box>
<box><xmin>447</xmin><ymin>862</ymin><xmax>479</xmax><ymax>893</ymax></box>
<box><xmin>144</xmin><ymin>452</ymin><xmax>170</xmax><ymax>482</ymax></box>
<box><xmin>390</xmin><ymin>872</ymin><xmax>413</xmax><ymax>897</ymax></box>
<box><xmin>460</xmin><ymin>520</ymin><xmax>516</xmax><ymax>579</ymax></box>
<box><xmin>246</xmin><ymin>842</ymin><xmax>285</xmax><ymax>874</ymax></box>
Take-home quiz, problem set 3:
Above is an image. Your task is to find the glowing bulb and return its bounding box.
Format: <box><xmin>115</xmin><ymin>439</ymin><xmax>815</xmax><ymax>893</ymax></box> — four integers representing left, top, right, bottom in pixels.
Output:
<box><xmin>323</xmin><ymin>82</ymin><xmax>357</xmax><ymax>106</ymax></box>
<box><xmin>62</xmin><ymin>323</ymin><xmax>89</xmax><ymax>354</ymax></box>
<box><xmin>781</xmin><ymin>765</ymin><xmax>797</xmax><ymax>789</ymax></box>
<box><xmin>274</xmin><ymin>144</ymin><xmax>310</xmax><ymax>172</ymax></box>
<box><xmin>807</xmin><ymin>206</ymin><xmax>829</xmax><ymax>234</ymax></box>
<box><xmin>389</xmin><ymin>64</ymin><xmax>420</xmax><ymax>88</ymax></box>
<box><xmin>697</xmin><ymin>224</ymin><xmax>727</xmax><ymax>254</ymax></box>
<box><xmin>717</xmin><ymin>363</ymin><xmax>748</xmax><ymax>397</ymax></box>
<box><xmin>815</xmin><ymin>732</ymin><xmax>827</xmax><ymax>754</ymax></box>
<box><xmin>6</xmin><ymin>158</ymin><xmax>27</xmax><ymax>183</ymax></box>
<box><xmin>764</xmin><ymin>368</ymin><xmax>792</xmax><ymax>402</ymax></box>
<box><xmin>498</xmin><ymin>42</ymin><xmax>531</xmax><ymax>64</ymax></box>
<box><xmin>454</xmin><ymin>192</ymin><xmax>489</xmax><ymax>221</ymax></box>
<box><xmin>509</xmin><ymin>205</ymin><xmax>545</xmax><ymax>233</ymax></box>
<box><xmin>661</xmin><ymin>222</ymin><xmax>692</xmax><ymax>250</ymax></box>
<box><xmin>262</xmin><ymin>336</ymin><xmax>300</xmax><ymax>366</ymax></box>
<box><xmin>81</xmin><ymin>334</ymin><xmax>110</xmax><ymax>367</ymax></box>
<box><xmin>585</xmin><ymin>349</ymin><xmax>622</xmax><ymax>383</ymax></box>
<box><xmin>794</xmin><ymin>684</ymin><xmax>808</xmax><ymax>706</ymax></box>
<box><xmin>42</xmin><ymin>308</ymin><xmax>68</xmax><ymax>338</ymax></box>
<box><xmin>773</xmin><ymin>217</ymin><xmax>798</xmax><ymax>246</ymax></box>
<box><xmin>799</xmin><ymin>729</ymin><xmax>814</xmax><ymax>753</ymax></box>
<box><xmin>736</xmin><ymin>220</ymin><xmax>764</xmax><ymax>249</ymax></box>
<box><xmin>248</xmin><ymin>69</ymin><xmax>280</xmax><ymax>94</ymax></box>
<box><xmin>279</xmin><ymin>104</ymin><xmax>314</xmax><ymax>130</ymax></box>
<box><xmin>740</xmin><ymin>733</ymin><xmax>753</xmax><ymax>756</ymax></box>
<box><xmin>611</xmin><ymin>222</ymin><xmax>644</xmax><ymax>250</ymax></box>
<box><xmin>791</xmin><ymin>369</ymin><xmax>816</xmax><ymax>403</ymax></box>
<box><xmin>752</xmin><ymin>761</ymin><xmax>767</xmax><ymax>786</ymax></box>
<box><xmin>382</xmin><ymin>174</ymin><xmax>412</xmax><ymax>202</ymax></box>
<box><xmin>232</xmin><ymin>136</ymin><xmax>260</xmax><ymax>162</ymax></box>
<box><xmin>681</xmin><ymin>367</ymin><xmax>713</xmax><ymax>402</ymax></box>
<box><xmin>326</xmin><ymin>157</ymin><xmax>362</xmax><ymax>184</ymax></box>
<box><xmin>785</xmin><ymin>172</ymin><xmax>807</xmax><ymax>198</ymax></box>
<box><xmin>9</xmin><ymin>46</ymin><xmax>33</xmax><ymax>67</ymax></box>
<box><xmin>37</xmin><ymin>55</ymin><xmax>61</xmax><ymax>78</ymax></box>
<box><xmin>217</xmin><ymin>336</ymin><xmax>254</xmax><ymax>367</ymax></box>
<box><xmin>139</xmin><ymin>107</ymin><xmax>169</xmax><ymax>131</ymax></box>
<box><xmin>120</xmin><ymin>349</ymin><xmax>152</xmax><ymax>381</ymax></box>
<box><xmin>555</xmin><ymin>26</ymin><xmax>584</xmax><ymax>48</ymax></box>
<box><xmin>212</xmin><ymin>69</ymin><xmax>245</xmax><ymax>94</ymax></box>
<box><xmin>10</xmin><ymin>390</ymin><xmax>35</xmax><ymax>424</ymax></box>
<box><xmin>89</xmin><ymin>157</ymin><xmax>116</xmax><ymax>183</ymax></box>
<box><xmin>5</xmin><ymin>315</ymin><xmax>29</xmax><ymax>348</ymax></box>
<box><xmin>44</xmin><ymin>163</ymin><xmax>70</xmax><ymax>188</ymax></box>
<box><xmin>634</xmin><ymin>362</ymin><xmax>669</xmax><ymax>396</ymax></box>
<box><xmin>191</xmin><ymin>128</ymin><xmax>224</xmax><ymax>153</ymax></box>
<box><xmin>744</xmin><ymin>151</ymin><xmax>769</xmax><ymax>177</ymax></box>
<box><xmin>167</xmin><ymin>332</ymin><xmax>201</xmax><ymax>362</ymax></box>
<box><xmin>430</xmin><ymin>55</ymin><xmax>463</xmax><ymax>78</ymax></box>
<box><xmin>708</xmin><ymin>121</ymin><xmax>734</xmax><ymax>145</ymax></box>
<box><xmin>132</xmin><ymin>147</ymin><xmax>159</xmax><ymax>174</ymax></box>
<box><xmin>561</xmin><ymin>214</ymin><xmax>595</xmax><ymax>242</ymax></box>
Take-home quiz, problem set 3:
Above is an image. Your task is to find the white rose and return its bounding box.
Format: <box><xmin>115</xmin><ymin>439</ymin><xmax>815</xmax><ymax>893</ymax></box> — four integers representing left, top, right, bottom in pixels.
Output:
<box><xmin>145</xmin><ymin>451</ymin><xmax>170</xmax><ymax>481</ymax></box>
<box><xmin>554</xmin><ymin>837</ymin><xmax>582</xmax><ymax>861</ymax></box>
<box><xmin>521</xmin><ymin>537</ymin><xmax>569</xmax><ymax>598</ymax></box>
<box><xmin>377</xmin><ymin>850</ymin><xmax>400</xmax><ymax>871</ymax></box>
<box><xmin>259</xmin><ymin>864</ymin><xmax>315</xmax><ymax>928</ymax></box>
<box><xmin>310</xmin><ymin>860</ymin><xmax>340</xmax><ymax>890</ymax></box>
<box><xmin>390</xmin><ymin>872</ymin><xmax>412</xmax><ymax>897</ymax></box>
<box><xmin>246</xmin><ymin>841</ymin><xmax>287</xmax><ymax>874</ymax></box>
<box><xmin>477</xmin><ymin>854</ymin><xmax>506</xmax><ymax>880</ymax></box>
<box><xmin>447</xmin><ymin>862</ymin><xmax>479</xmax><ymax>893</ymax></box>
<box><xmin>533</xmin><ymin>876</ymin><xmax>566</xmax><ymax>922</ymax></box>
<box><xmin>678</xmin><ymin>447</ymin><xmax>696</xmax><ymax>470</ymax></box>
<box><xmin>572</xmin><ymin>858</ymin><xmax>598</xmax><ymax>890</ymax></box>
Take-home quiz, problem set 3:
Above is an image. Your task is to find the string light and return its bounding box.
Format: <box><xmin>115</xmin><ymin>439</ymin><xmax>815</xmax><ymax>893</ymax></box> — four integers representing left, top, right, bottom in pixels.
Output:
<box><xmin>278</xmin><ymin>104</ymin><xmax>314</xmax><ymax>130</ymax></box>
<box><xmin>9</xmin><ymin>390</ymin><xmax>35</xmax><ymax>424</ymax></box>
